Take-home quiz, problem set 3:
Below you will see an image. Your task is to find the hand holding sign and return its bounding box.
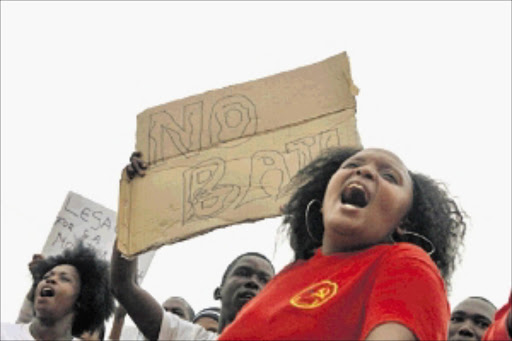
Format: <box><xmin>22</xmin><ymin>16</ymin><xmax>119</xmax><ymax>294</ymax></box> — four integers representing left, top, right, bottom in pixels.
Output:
<box><xmin>28</xmin><ymin>254</ymin><xmax>44</xmax><ymax>277</ymax></box>
<box><xmin>126</xmin><ymin>151</ymin><xmax>148</xmax><ymax>181</ymax></box>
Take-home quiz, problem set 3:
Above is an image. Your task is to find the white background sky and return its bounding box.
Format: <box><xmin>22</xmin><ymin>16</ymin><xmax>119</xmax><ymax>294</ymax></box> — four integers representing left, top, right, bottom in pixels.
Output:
<box><xmin>2</xmin><ymin>1</ymin><xmax>511</xmax><ymax>332</ymax></box>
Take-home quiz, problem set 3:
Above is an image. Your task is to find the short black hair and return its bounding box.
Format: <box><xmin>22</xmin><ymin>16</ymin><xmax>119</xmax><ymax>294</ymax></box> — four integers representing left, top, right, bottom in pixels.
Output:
<box><xmin>29</xmin><ymin>242</ymin><xmax>115</xmax><ymax>337</ymax></box>
<box><xmin>467</xmin><ymin>296</ymin><xmax>498</xmax><ymax>310</ymax></box>
<box><xmin>221</xmin><ymin>252</ymin><xmax>275</xmax><ymax>285</ymax></box>
<box><xmin>162</xmin><ymin>296</ymin><xmax>195</xmax><ymax>321</ymax></box>
<box><xmin>282</xmin><ymin>147</ymin><xmax>467</xmax><ymax>290</ymax></box>
<box><xmin>193</xmin><ymin>306</ymin><xmax>221</xmax><ymax>323</ymax></box>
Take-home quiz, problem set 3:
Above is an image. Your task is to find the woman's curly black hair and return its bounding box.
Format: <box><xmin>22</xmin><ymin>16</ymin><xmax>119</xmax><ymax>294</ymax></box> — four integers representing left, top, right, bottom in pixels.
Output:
<box><xmin>281</xmin><ymin>147</ymin><xmax>467</xmax><ymax>290</ymax></box>
<box><xmin>29</xmin><ymin>242</ymin><xmax>115</xmax><ymax>337</ymax></box>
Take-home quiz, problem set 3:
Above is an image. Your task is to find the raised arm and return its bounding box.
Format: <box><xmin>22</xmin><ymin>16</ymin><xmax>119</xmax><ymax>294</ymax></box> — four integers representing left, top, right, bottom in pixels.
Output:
<box><xmin>110</xmin><ymin>243</ymin><xmax>163</xmax><ymax>340</ymax></box>
<box><xmin>16</xmin><ymin>254</ymin><xmax>44</xmax><ymax>323</ymax></box>
<box><xmin>111</xmin><ymin>152</ymin><xmax>161</xmax><ymax>339</ymax></box>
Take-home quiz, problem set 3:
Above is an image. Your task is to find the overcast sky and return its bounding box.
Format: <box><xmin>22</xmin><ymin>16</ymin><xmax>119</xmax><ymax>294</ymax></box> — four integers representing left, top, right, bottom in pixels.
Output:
<box><xmin>2</xmin><ymin>1</ymin><xmax>510</xmax><ymax>330</ymax></box>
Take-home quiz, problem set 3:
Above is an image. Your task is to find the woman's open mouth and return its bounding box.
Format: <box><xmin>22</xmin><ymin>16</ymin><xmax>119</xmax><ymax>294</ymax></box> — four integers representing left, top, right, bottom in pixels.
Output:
<box><xmin>39</xmin><ymin>287</ymin><xmax>55</xmax><ymax>298</ymax></box>
<box><xmin>341</xmin><ymin>183</ymin><xmax>369</xmax><ymax>208</ymax></box>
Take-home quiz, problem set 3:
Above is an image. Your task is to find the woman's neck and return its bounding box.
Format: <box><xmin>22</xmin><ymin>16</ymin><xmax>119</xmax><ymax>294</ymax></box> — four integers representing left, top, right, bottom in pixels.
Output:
<box><xmin>321</xmin><ymin>238</ymin><xmax>393</xmax><ymax>256</ymax></box>
<box><xmin>29</xmin><ymin>314</ymin><xmax>74</xmax><ymax>341</ymax></box>
<box><xmin>321</xmin><ymin>229</ymin><xmax>395</xmax><ymax>255</ymax></box>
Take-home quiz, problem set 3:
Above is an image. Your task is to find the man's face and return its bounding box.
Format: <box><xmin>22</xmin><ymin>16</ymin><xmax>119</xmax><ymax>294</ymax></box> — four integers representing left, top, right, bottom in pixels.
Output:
<box><xmin>162</xmin><ymin>297</ymin><xmax>193</xmax><ymax>321</ymax></box>
<box><xmin>218</xmin><ymin>255</ymin><xmax>274</xmax><ymax>320</ymax></box>
<box><xmin>448</xmin><ymin>298</ymin><xmax>496</xmax><ymax>341</ymax></box>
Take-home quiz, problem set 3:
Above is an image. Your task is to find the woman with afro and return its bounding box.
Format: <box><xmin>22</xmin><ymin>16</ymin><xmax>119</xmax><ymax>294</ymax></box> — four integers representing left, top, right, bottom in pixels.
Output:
<box><xmin>1</xmin><ymin>242</ymin><xmax>115</xmax><ymax>340</ymax></box>
<box><xmin>219</xmin><ymin>146</ymin><xmax>467</xmax><ymax>340</ymax></box>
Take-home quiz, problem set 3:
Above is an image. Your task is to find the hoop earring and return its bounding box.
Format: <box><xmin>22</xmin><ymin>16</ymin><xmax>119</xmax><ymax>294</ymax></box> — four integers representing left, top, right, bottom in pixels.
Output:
<box><xmin>305</xmin><ymin>199</ymin><xmax>322</xmax><ymax>244</ymax></box>
<box><xmin>392</xmin><ymin>231</ymin><xmax>435</xmax><ymax>256</ymax></box>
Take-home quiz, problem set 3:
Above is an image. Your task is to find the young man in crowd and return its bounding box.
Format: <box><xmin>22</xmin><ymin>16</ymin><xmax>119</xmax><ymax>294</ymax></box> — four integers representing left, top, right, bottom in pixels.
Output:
<box><xmin>163</xmin><ymin>296</ymin><xmax>195</xmax><ymax>321</ymax></box>
<box><xmin>448</xmin><ymin>296</ymin><xmax>497</xmax><ymax>341</ymax></box>
<box><xmin>111</xmin><ymin>246</ymin><xmax>275</xmax><ymax>340</ymax></box>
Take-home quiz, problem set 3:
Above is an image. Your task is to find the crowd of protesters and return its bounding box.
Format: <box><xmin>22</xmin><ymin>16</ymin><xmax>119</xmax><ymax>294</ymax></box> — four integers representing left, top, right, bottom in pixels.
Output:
<box><xmin>1</xmin><ymin>147</ymin><xmax>510</xmax><ymax>340</ymax></box>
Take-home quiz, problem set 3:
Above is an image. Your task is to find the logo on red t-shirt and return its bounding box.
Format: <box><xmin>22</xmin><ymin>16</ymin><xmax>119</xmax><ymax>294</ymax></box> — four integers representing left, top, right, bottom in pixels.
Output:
<box><xmin>290</xmin><ymin>280</ymin><xmax>338</xmax><ymax>309</ymax></box>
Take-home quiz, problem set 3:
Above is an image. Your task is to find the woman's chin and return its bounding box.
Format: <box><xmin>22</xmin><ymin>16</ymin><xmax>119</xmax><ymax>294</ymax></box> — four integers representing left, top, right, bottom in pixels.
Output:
<box><xmin>326</xmin><ymin>219</ymin><xmax>366</xmax><ymax>236</ymax></box>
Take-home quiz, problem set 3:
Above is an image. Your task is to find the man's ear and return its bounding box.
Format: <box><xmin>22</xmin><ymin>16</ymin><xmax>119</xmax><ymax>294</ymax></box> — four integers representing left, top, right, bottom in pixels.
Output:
<box><xmin>214</xmin><ymin>287</ymin><xmax>221</xmax><ymax>300</ymax></box>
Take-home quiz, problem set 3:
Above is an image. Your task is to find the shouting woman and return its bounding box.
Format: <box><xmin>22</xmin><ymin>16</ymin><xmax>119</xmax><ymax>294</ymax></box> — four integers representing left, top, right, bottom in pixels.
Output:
<box><xmin>219</xmin><ymin>147</ymin><xmax>467</xmax><ymax>340</ymax></box>
<box><xmin>1</xmin><ymin>243</ymin><xmax>114</xmax><ymax>340</ymax></box>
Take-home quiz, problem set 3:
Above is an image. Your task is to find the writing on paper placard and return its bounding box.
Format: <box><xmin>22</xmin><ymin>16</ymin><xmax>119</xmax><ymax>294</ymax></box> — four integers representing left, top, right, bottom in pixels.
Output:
<box><xmin>44</xmin><ymin>192</ymin><xmax>116</xmax><ymax>260</ymax></box>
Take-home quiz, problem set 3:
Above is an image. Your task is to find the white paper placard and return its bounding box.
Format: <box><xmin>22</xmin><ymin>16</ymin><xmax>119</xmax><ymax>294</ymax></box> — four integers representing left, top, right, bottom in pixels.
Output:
<box><xmin>42</xmin><ymin>191</ymin><xmax>155</xmax><ymax>283</ymax></box>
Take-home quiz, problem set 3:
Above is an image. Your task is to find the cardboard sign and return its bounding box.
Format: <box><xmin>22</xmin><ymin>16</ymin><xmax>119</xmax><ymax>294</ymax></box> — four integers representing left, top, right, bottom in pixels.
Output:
<box><xmin>118</xmin><ymin>52</ymin><xmax>361</xmax><ymax>256</ymax></box>
<box><xmin>43</xmin><ymin>191</ymin><xmax>155</xmax><ymax>283</ymax></box>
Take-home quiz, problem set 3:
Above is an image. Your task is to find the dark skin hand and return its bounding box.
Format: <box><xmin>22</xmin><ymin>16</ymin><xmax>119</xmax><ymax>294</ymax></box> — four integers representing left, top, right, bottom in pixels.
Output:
<box><xmin>110</xmin><ymin>243</ymin><xmax>163</xmax><ymax>340</ymax></box>
<box><xmin>125</xmin><ymin>151</ymin><xmax>147</xmax><ymax>181</ymax></box>
<box><xmin>29</xmin><ymin>254</ymin><xmax>44</xmax><ymax>276</ymax></box>
<box><xmin>26</xmin><ymin>254</ymin><xmax>44</xmax><ymax>299</ymax></box>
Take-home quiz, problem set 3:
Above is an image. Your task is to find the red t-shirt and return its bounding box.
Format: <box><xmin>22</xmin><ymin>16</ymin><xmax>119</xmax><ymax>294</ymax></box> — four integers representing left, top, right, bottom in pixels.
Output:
<box><xmin>483</xmin><ymin>293</ymin><xmax>511</xmax><ymax>341</ymax></box>
<box><xmin>219</xmin><ymin>243</ymin><xmax>449</xmax><ymax>340</ymax></box>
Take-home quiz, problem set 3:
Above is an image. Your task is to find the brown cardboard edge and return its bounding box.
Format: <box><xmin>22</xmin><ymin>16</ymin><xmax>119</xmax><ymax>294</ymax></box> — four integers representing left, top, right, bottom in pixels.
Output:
<box><xmin>137</xmin><ymin>52</ymin><xmax>351</xmax><ymax>119</ymax></box>
<box><xmin>135</xmin><ymin>52</ymin><xmax>357</xmax><ymax>167</ymax></box>
<box><xmin>116</xmin><ymin>169</ymin><xmax>132</xmax><ymax>256</ymax></box>
<box><xmin>121</xmin><ymin>213</ymin><xmax>283</xmax><ymax>257</ymax></box>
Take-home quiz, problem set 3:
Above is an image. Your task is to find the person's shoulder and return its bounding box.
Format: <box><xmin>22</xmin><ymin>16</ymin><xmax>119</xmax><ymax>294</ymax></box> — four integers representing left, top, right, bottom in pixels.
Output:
<box><xmin>483</xmin><ymin>294</ymin><xmax>512</xmax><ymax>341</ymax></box>
<box><xmin>268</xmin><ymin>255</ymin><xmax>313</xmax><ymax>284</ymax></box>
<box><xmin>379</xmin><ymin>242</ymin><xmax>442</xmax><ymax>279</ymax></box>
<box><xmin>279</xmin><ymin>260</ymin><xmax>303</xmax><ymax>274</ymax></box>
<box><xmin>385</xmin><ymin>242</ymin><xmax>434</xmax><ymax>263</ymax></box>
<box><xmin>160</xmin><ymin>311</ymin><xmax>217</xmax><ymax>341</ymax></box>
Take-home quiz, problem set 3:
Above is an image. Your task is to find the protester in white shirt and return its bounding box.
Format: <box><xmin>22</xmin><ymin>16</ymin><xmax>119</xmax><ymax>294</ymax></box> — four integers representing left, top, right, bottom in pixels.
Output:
<box><xmin>1</xmin><ymin>243</ymin><xmax>114</xmax><ymax>341</ymax></box>
<box><xmin>109</xmin><ymin>296</ymin><xmax>195</xmax><ymax>340</ymax></box>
